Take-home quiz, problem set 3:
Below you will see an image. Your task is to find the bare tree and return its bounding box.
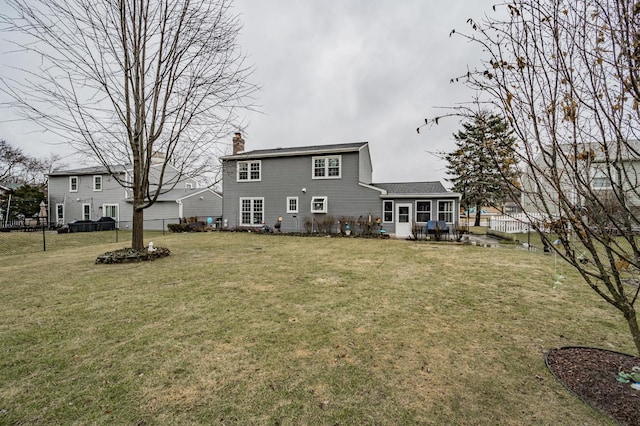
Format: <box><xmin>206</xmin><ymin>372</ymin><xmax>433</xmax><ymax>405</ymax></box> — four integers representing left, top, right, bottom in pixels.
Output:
<box><xmin>1</xmin><ymin>0</ymin><xmax>256</xmax><ymax>249</ymax></box>
<box><xmin>446</xmin><ymin>0</ymin><xmax>640</xmax><ymax>353</ymax></box>
<box><xmin>0</xmin><ymin>139</ymin><xmax>53</xmax><ymax>185</ymax></box>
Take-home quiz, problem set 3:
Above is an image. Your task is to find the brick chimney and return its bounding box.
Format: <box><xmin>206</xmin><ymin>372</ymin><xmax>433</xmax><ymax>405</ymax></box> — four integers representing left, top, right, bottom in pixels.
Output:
<box><xmin>232</xmin><ymin>132</ymin><xmax>245</xmax><ymax>155</ymax></box>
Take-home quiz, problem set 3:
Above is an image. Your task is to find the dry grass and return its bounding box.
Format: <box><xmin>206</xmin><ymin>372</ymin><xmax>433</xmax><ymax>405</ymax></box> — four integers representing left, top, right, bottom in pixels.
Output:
<box><xmin>0</xmin><ymin>232</ymin><xmax>634</xmax><ymax>425</ymax></box>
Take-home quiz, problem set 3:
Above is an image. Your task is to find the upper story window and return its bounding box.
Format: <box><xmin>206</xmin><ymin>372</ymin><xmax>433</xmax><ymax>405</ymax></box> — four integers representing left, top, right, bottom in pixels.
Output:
<box><xmin>93</xmin><ymin>175</ymin><xmax>102</xmax><ymax>191</ymax></box>
<box><xmin>312</xmin><ymin>155</ymin><xmax>341</xmax><ymax>179</ymax></box>
<box><xmin>416</xmin><ymin>201</ymin><xmax>432</xmax><ymax>222</ymax></box>
<box><xmin>591</xmin><ymin>168</ymin><xmax>612</xmax><ymax>190</ymax></box>
<box><xmin>69</xmin><ymin>176</ymin><xmax>78</xmax><ymax>192</ymax></box>
<box><xmin>185</xmin><ymin>182</ymin><xmax>194</xmax><ymax>189</ymax></box>
<box><xmin>383</xmin><ymin>200</ymin><xmax>394</xmax><ymax>223</ymax></box>
<box><xmin>311</xmin><ymin>196</ymin><xmax>328</xmax><ymax>213</ymax></box>
<box><xmin>237</xmin><ymin>160</ymin><xmax>261</xmax><ymax>182</ymax></box>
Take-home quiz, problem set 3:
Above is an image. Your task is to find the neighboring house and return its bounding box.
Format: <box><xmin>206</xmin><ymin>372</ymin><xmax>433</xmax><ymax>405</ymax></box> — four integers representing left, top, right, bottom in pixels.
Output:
<box><xmin>48</xmin><ymin>163</ymin><xmax>222</xmax><ymax>230</ymax></box>
<box><xmin>220</xmin><ymin>134</ymin><xmax>460</xmax><ymax>238</ymax></box>
<box><xmin>520</xmin><ymin>141</ymin><xmax>640</xmax><ymax>217</ymax></box>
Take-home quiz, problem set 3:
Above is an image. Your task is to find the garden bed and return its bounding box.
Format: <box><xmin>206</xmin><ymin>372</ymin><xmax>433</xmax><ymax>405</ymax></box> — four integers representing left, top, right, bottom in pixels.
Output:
<box><xmin>546</xmin><ymin>347</ymin><xmax>640</xmax><ymax>425</ymax></box>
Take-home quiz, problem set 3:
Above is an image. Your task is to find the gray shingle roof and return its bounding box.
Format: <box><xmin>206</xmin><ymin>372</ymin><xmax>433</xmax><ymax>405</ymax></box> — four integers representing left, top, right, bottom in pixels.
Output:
<box><xmin>221</xmin><ymin>142</ymin><xmax>368</xmax><ymax>160</ymax></box>
<box><xmin>48</xmin><ymin>165</ymin><xmax>127</xmax><ymax>176</ymax></box>
<box><xmin>372</xmin><ymin>181</ymin><xmax>448</xmax><ymax>194</ymax></box>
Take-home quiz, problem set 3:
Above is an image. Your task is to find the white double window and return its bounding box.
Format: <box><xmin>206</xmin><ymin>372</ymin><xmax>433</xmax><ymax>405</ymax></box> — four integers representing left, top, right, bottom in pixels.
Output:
<box><xmin>240</xmin><ymin>197</ymin><xmax>264</xmax><ymax>225</ymax></box>
<box><xmin>237</xmin><ymin>160</ymin><xmax>261</xmax><ymax>181</ymax></box>
<box><xmin>103</xmin><ymin>204</ymin><xmax>119</xmax><ymax>221</ymax></box>
<box><xmin>312</xmin><ymin>155</ymin><xmax>341</xmax><ymax>179</ymax></box>
<box><xmin>591</xmin><ymin>168</ymin><xmax>612</xmax><ymax>190</ymax></box>
<box><xmin>437</xmin><ymin>200</ymin><xmax>454</xmax><ymax>223</ymax></box>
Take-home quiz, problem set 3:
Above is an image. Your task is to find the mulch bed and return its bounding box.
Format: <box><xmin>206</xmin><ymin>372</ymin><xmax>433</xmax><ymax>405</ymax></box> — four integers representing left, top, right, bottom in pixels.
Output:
<box><xmin>546</xmin><ymin>347</ymin><xmax>640</xmax><ymax>425</ymax></box>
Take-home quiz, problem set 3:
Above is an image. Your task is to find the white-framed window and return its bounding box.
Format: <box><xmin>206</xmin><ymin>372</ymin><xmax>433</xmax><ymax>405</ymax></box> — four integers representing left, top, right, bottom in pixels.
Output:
<box><xmin>383</xmin><ymin>200</ymin><xmax>394</xmax><ymax>223</ymax></box>
<box><xmin>103</xmin><ymin>204</ymin><xmax>119</xmax><ymax>221</ymax></box>
<box><xmin>437</xmin><ymin>200</ymin><xmax>454</xmax><ymax>223</ymax></box>
<box><xmin>56</xmin><ymin>203</ymin><xmax>64</xmax><ymax>225</ymax></box>
<box><xmin>311</xmin><ymin>196</ymin><xmax>328</xmax><ymax>213</ymax></box>
<box><xmin>237</xmin><ymin>160</ymin><xmax>261</xmax><ymax>182</ymax></box>
<box><xmin>592</xmin><ymin>168</ymin><xmax>612</xmax><ymax>189</ymax></box>
<box><xmin>82</xmin><ymin>203</ymin><xmax>92</xmax><ymax>220</ymax></box>
<box><xmin>287</xmin><ymin>197</ymin><xmax>298</xmax><ymax>213</ymax></box>
<box><xmin>240</xmin><ymin>197</ymin><xmax>264</xmax><ymax>225</ymax></box>
<box><xmin>185</xmin><ymin>182</ymin><xmax>194</xmax><ymax>189</ymax></box>
<box><xmin>69</xmin><ymin>176</ymin><xmax>78</xmax><ymax>192</ymax></box>
<box><xmin>416</xmin><ymin>200</ymin><xmax>432</xmax><ymax>222</ymax></box>
<box><xmin>93</xmin><ymin>175</ymin><xmax>102</xmax><ymax>191</ymax></box>
<box><xmin>312</xmin><ymin>155</ymin><xmax>341</xmax><ymax>179</ymax></box>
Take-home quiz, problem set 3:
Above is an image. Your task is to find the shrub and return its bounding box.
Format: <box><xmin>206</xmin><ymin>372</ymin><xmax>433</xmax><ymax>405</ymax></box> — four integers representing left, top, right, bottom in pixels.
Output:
<box><xmin>167</xmin><ymin>223</ymin><xmax>191</xmax><ymax>233</ymax></box>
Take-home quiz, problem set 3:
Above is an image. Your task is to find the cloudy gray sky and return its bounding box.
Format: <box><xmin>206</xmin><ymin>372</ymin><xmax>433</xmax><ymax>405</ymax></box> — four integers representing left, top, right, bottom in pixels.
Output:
<box><xmin>1</xmin><ymin>1</ymin><xmax>496</xmax><ymax>184</ymax></box>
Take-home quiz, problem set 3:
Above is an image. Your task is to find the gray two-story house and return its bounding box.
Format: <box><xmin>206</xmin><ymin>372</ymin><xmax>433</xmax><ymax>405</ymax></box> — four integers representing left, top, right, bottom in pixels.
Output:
<box><xmin>220</xmin><ymin>134</ymin><xmax>460</xmax><ymax>238</ymax></box>
<box><xmin>48</xmin><ymin>163</ymin><xmax>222</xmax><ymax>230</ymax></box>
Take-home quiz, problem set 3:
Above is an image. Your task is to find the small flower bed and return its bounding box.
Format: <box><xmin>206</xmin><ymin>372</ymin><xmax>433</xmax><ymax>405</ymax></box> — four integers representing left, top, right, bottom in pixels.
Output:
<box><xmin>95</xmin><ymin>246</ymin><xmax>171</xmax><ymax>264</ymax></box>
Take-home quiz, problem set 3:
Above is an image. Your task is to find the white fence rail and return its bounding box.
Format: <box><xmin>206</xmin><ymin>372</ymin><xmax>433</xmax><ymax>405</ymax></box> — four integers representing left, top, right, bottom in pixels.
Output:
<box><xmin>489</xmin><ymin>213</ymin><xmax>554</xmax><ymax>234</ymax></box>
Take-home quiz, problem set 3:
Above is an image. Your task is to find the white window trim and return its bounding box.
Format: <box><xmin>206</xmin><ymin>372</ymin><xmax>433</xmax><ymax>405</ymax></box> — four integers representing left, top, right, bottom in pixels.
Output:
<box><xmin>310</xmin><ymin>196</ymin><xmax>328</xmax><ymax>213</ymax></box>
<box><xmin>287</xmin><ymin>196</ymin><xmax>299</xmax><ymax>213</ymax></box>
<box><xmin>382</xmin><ymin>200</ymin><xmax>394</xmax><ymax>223</ymax></box>
<box><xmin>591</xmin><ymin>168</ymin><xmax>613</xmax><ymax>190</ymax></box>
<box><xmin>82</xmin><ymin>203</ymin><xmax>92</xmax><ymax>220</ymax></box>
<box><xmin>239</xmin><ymin>197</ymin><xmax>264</xmax><ymax>226</ymax></box>
<box><xmin>103</xmin><ymin>204</ymin><xmax>119</xmax><ymax>221</ymax></box>
<box><xmin>437</xmin><ymin>200</ymin><xmax>454</xmax><ymax>223</ymax></box>
<box><xmin>93</xmin><ymin>175</ymin><xmax>102</xmax><ymax>192</ymax></box>
<box><xmin>185</xmin><ymin>182</ymin><xmax>194</xmax><ymax>189</ymax></box>
<box><xmin>237</xmin><ymin>160</ymin><xmax>262</xmax><ymax>182</ymax></box>
<box><xmin>312</xmin><ymin>155</ymin><xmax>341</xmax><ymax>179</ymax></box>
<box><xmin>69</xmin><ymin>176</ymin><xmax>78</xmax><ymax>192</ymax></box>
<box><xmin>415</xmin><ymin>200</ymin><xmax>432</xmax><ymax>223</ymax></box>
<box><xmin>56</xmin><ymin>203</ymin><xmax>64</xmax><ymax>225</ymax></box>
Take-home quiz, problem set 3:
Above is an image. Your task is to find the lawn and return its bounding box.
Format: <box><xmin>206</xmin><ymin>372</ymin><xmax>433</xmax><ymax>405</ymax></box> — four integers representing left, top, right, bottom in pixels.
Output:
<box><xmin>0</xmin><ymin>232</ymin><xmax>634</xmax><ymax>425</ymax></box>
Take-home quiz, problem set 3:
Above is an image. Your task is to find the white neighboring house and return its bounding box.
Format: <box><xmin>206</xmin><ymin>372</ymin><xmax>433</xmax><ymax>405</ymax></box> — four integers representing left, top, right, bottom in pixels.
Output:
<box><xmin>48</xmin><ymin>163</ymin><xmax>222</xmax><ymax>230</ymax></box>
<box><xmin>492</xmin><ymin>140</ymin><xmax>640</xmax><ymax>234</ymax></box>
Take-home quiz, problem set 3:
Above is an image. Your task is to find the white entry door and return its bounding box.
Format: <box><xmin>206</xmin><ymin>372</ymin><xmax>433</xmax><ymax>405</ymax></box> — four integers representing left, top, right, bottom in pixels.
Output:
<box><xmin>395</xmin><ymin>203</ymin><xmax>412</xmax><ymax>239</ymax></box>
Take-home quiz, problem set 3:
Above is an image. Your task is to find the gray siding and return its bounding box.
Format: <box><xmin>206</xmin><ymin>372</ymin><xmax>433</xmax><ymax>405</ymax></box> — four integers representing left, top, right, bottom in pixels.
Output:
<box><xmin>181</xmin><ymin>191</ymin><xmax>223</xmax><ymax>219</ymax></box>
<box><xmin>48</xmin><ymin>173</ymin><xmax>127</xmax><ymax>223</ymax></box>
<box><xmin>358</xmin><ymin>144</ymin><xmax>373</xmax><ymax>184</ymax></box>
<box><xmin>222</xmin><ymin>151</ymin><xmax>383</xmax><ymax>232</ymax></box>
<box><xmin>48</xmin><ymin>168</ymin><xmax>219</xmax><ymax>231</ymax></box>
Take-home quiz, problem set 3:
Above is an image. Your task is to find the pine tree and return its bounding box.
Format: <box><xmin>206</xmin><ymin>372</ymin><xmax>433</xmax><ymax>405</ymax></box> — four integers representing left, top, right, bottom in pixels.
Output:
<box><xmin>445</xmin><ymin>112</ymin><xmax>519</xmax><ymax>226</ymax></box>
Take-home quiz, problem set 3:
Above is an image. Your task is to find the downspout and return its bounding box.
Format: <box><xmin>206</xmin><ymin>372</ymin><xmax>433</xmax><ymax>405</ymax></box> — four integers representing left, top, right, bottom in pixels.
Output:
<box><xmin>176</xmin><ymin>199</ymin><xmax>183</xmax><ymax>221</ymax></box>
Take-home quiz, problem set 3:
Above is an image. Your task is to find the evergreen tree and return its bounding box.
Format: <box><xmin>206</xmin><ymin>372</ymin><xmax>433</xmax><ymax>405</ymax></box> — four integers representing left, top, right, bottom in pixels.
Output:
<box><xmin>0</xmin><ymin>184</ymin><xmax>46</xmax><ymax>221</ymax></box>
<box><xmin>445</xmin><ymin>112</ymin><xmax>519</xmax><ymax>226</ymax></box>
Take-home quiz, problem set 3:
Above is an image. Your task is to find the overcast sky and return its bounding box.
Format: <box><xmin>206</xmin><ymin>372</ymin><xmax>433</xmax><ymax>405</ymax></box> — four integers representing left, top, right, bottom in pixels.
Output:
<box><xmin>0</xmin><ymin>1</ymin><xmax>496</xmax><ymax>185</ymax></box>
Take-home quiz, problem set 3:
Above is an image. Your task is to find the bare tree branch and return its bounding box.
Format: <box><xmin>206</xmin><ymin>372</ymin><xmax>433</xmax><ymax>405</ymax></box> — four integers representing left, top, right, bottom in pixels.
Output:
<box><xmin>1</xmin><ymin>0</ymin><xmax>258</xmax><ymax>249</ymax></box>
